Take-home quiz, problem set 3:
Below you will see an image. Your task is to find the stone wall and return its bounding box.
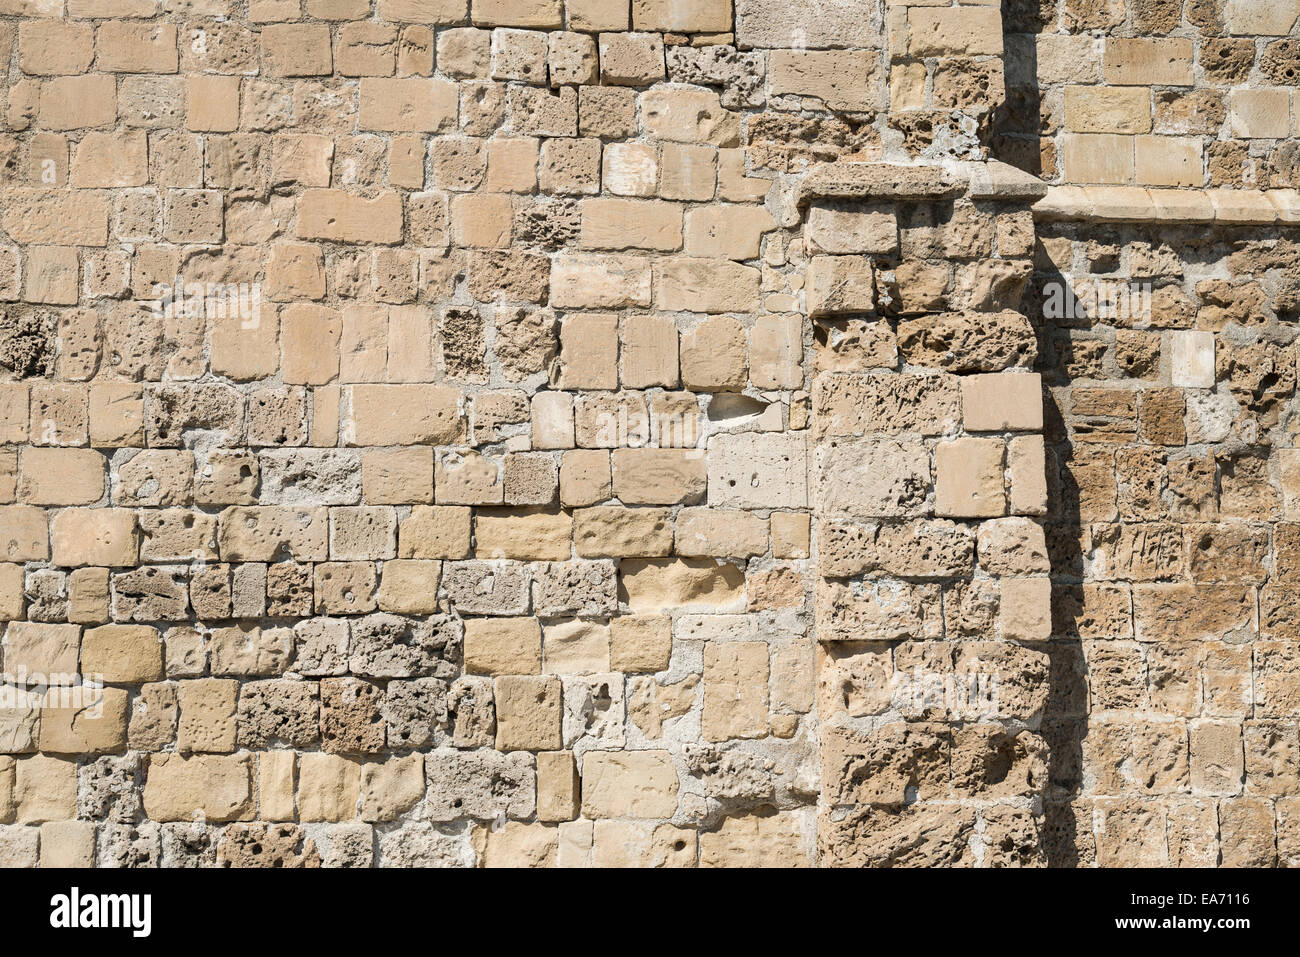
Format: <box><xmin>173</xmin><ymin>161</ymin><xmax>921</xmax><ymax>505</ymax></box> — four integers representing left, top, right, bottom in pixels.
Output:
<box><xmin>1001</xmin><ymin>0</ymin><xmax>1300</xmax><ymax>189</ymax></box>
<box><xmin>0</xmin><ymin>0</ymin><xmax>1293</xmax><ymax>867</ymax></box>
<box><xmin>1013</xmin><ymin>0</ymin><xmax>1300</xmax><ymax>870</ymax></box>
<box><xmin>0</xmin><ymin>0</ymin><xmax>831</xmax><ymax>869</ymax></box>
<box><xmin>1035</xmin><ymin>211</ymin><xmax>1300</xmax><ymax>867</ymax></box>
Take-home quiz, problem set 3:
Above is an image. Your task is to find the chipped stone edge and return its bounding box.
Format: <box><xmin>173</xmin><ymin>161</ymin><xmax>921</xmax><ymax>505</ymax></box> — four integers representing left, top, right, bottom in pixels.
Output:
<box><xmin>958</xmin><ymin>160</ymin><xmax>1051</xmax><ymax>201</ymax></box>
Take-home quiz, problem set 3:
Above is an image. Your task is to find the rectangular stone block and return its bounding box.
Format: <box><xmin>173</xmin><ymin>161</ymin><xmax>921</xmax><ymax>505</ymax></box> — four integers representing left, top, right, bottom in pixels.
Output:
<box><xmin>1103</xmin><ymin>38</ymin><xmax>1195</xmax><ymax>86</ymax></box>
<box><xmin>2</xmin><ymin>190</ymin><xmax>110</xmax><ymax>246</ymax></box>
<box><xmin>360</xmin><ymin>78</ymin><xmax>459</xmax><ymax>132</ymax></box>
<box><xmin>1064</xmin><ymin>85</ymin><xmax>1151</xmax><ymax>134</ymax></box>
<box><xmin>80</xmin><ymin>625</ymin><xmax>163</xmax><ymax>684</ymax></box>
<box><xmin>806</xmin><ymin>255</ymin><xmax>875</xmax><ymax>316</ymax></box>
<box><xmin>702</xmin><ymin>641</ymin><xmax>768</xmax><ymax>741</ymax></box>
<box><xmin>550</xmin><ymin>254</ymin><xmax>652</xmax><ymax>308</ymax></box>
<box><xmin>51</xmin><ymin>509</ymin><xmax>138</xmax><ymax>568</ymax></box>
<box><xmin>768</xmin><ymin>50</ymin><xmax>878</xmax><ymax>112</ymax></box>
<box><xmin>708</xmin><ymin>433</ymin><xmax>808</xmax><ymax>509</ymax></box>
<box><xmin>611</xmin><ymin>449</ymin><xmax>706</xmax><ymax>505</ymax></box>
<box><xmin>908</xmin><ymin>6</ymin><xmax>1002</xmax><ymax>57</ymax></box>
<box><xmin>580</xmin><ymin>750</ymin><xmax>678</xmax><ymax>818</ymax></box>
<box><xmin>536</xmin><ymin>750</ymin><xmax>580</xmax><ymax>822</ymax></box>
<box><xmin>961</xmin><ymin>373</ymin><xmax>1043</xmax><ymax>432</ymax></box>
<box><xmin>495</xmin><ymin>674</ymin><xmax>562</xmax><ymax>750</ymax></box>
<box><xmin>143</xmin><ymin>753</ymin><xmax>255</xmax><ymax>823</ymax></box>
<box><xmin>935</xmin><ymin>438</ymin><xmax>1006</xmax><ymax>518</ymax></box>
<box><xmin>349</xmin><ymin>385</ymin><xmax>463</xmax><ymax>445</ymax></box>
<box><xmin>296</xmin><ymin>190</ymin><xmax>404</xmax><ymax>244</ymax></box>
<box><xmin>655</xmin><ymin>258</ymin><xmax>759</xmax><ymax>313</ymax></box>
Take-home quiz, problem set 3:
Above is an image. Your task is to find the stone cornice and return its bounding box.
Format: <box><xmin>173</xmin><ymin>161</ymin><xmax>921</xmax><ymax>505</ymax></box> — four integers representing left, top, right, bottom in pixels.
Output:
<box><xmin>1033</xmin><ymin>185</ymin><xmax>1300</xmax><ymax>225</ymax></box>
<box><xmin>795</xmin><ymin>162</ymin><xmax>965</xmax><ymax>206</ymax></box>
<box><xmin>794</xmin><ymin>160</ymin><xmax>1050</xmax><ymax>208</ymax></box>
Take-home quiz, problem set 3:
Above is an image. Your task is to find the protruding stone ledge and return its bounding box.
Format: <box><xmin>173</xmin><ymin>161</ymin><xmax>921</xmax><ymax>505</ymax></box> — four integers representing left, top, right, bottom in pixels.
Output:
<box><xmin>961</xmin><ymin>161</ymin><xmax>1051</xmax><ymax>202</ymax></box>
<box><xmin>795</xmin><ymin>160</ymin><xmax>1049</xmax><ymax>209</ymax></box>
<box><xmin>1033</xmin><ymin>185</ymin><xmax>1300</xmax><ymax>225</ymax></box>
<box><xmin>795</xmin><ymin>162</ymin><xmax>965</xmax><ymax>206</ymax></box>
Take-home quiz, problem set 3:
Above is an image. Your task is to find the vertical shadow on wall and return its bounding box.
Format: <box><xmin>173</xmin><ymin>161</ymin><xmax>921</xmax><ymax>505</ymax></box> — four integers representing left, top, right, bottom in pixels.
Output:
<box><xmin>990</xmin><ymin>0</ymin><xmax>1046</xmax><ymax>175</ymax></box>
<box><xmin>993</xmin><ymin>0</ymin><xmax>1089</xmax><ymax>867</ymax></box>
<box><xmin>1026</xmin><ymin>259</ymin><xmax>1090</xmax><ymax>868</ymax></box>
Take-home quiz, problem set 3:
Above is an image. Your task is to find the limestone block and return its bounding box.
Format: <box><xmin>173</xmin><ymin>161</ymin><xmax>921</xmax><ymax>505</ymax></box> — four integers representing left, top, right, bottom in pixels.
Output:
<box><xmin>464</xmin><ymin>617</ymin><xmax>542</xmax><ymax>675</ymax></box>
<box><xmin>684</xmin><ymin>205</ymin><xmax>777</xmax><ymax>260</ymax></box>
<box><xmin>707</xmin><ymin>433</ymin><xmax>808</xmax><ymax>509</ymax></box>
<box><xmin>806</xmin><ymin>204</ymin><xmax>897</xmax><ymax>256</ymax></box>
<box><xmin>640</xmin><ymin>88</ymin><xmax>738</xmax><ymax>145</ymax></box>
<box><xmin>398</xmin><ymin>506</ymin><xmax>473</xmax><ymax>559</ymax></box>
<box><xmin>1103</xmin><ymin>38</ymin><xmax>1194</xmax><ymax>86</ymax></box>
<box><xmin>961</xmin><ymin>373</ymin><xmax>1043</xmax><ymax>432</ymax></box>
<box><xmin>349</xmin><ymin>384</ymin><xmax>463</xmax><ymax>445</ymax></box>
<box><xmin>609</xmin><ymin>615</ymin><xmax>672</xmax><ymax>673</ymax></box>
<box><xmin>80</xmin><ymin>625</ymin><xmax>163</xmax><ymax>684</ymax></box>
<box><xmin>51</xmin><ymin>509</ymin><xmax>138</xmax><ymax>568</ymax></box>
<box><xmin>620</xmin><ymin>558</ymin><xmax>745</xmax><ymax>612</ymax></box>
<box><xmin>297</xmin><ymin>752</ymin><xmax>362</xmax><ymax>822</ymax></box>
<box><xmin>377</xmin><ymin>559</ymin><xmax>441</xmax><ymax>615</ymax></box>
<box><xmin>817</xmin><ymin>437</ymin><xmax>930</xmax><ymax>519</ymax></box>
<box><xmin>495</xmin><ymin>674</ymin><xmax>563</xmax><ymax>750</ymax></box>
<box><xmin>15</xmin><ymin>755</ymin><xmax>77</xmax><ymax>824</ymax></box>
<box><xmin>425</xmin><ymin>749</ymin><xmax>535</xmax><ymax>821</ymax></box>
<box><xmin>143</xmin><ymin>753</ymin><xmax>254</xmax><ymax>823</ymax></box>
<box><xmin>580</xmin><ymin>750</ymin><xmax>678</xmax><ymax>818</ymax></box>
<box><xmin>702</xmin><ymin>641</ymin><xmax>769</xmax><ymax>741</ymax></box>
<box><xmin>806</xmin><ymin>255</ymin><xmax>875</xmax><ymax>317</ymax></box>
<box><xmin>769</xmin><ymin>50</ymin><xmax>878</xmax><ymax>112</ymax></box>
<box><xmin>178</xmin><ymin>679</ymin><xmax>238</xmax><ymax>754</ymax></box>
<box><xmin>216</xmin><ymin>507</ymin><xmax>327</xmax><ymax>563</ymax></box>
<box><xmin>448</xmin><ymin>522</ymin><xmax>535</xmax><ymax>580</ymax></box>
<box><xmin>349</xmin><ymin>613</ymin><xmax>460</xmax><ymax>679</ymax></box>
<box><xmin>2</xmin><ymin>622</ymin><xmax>79</xmax><ymax>679</ymax></box>
<box><xmin>359</xmin><ymin>754</ymin><xmax>425</xmax><ymax>822</ymax></box>
<box><xmin>935</xmin><ymin>438</ymin><xmax>1006</xmax><ymax>518</ymax></box>
<box><xmin>481</xmin><ymin>821</ymin><xmax>559</xmax><ymax>867</ymax></box>
<box><xmin>1000</xmin><ymin>577</ymin><xmax>1053</xmax><ymax>641</ymax></box>
<box><xmin>700</xmin><ymin>811</ymin><xmax>809</xmax><ymax>867</ymax></box>
<box><xmin>598</xmin><ymin>32</ymin><xmax>665</xmax><ymax>86</ymax></box>
<box><xmin>239</xmin><ymin>679</ymin><xmax>320</xmax><ymax>750</ymax></box>
<box><xmin>551</xmin><ymin>255</ymin><xmax>652</xmax><ymax>309</ymax></box>
<box><xmin>736</xmin><ymin>0</ymin><xmax>878</xmax><ymax>49</ymax></box>
<box><xmin>655</xmin><ymin>258</ymin><xmax>760</xmax><ymax>313</ymax></box>
<box><xmin>536</xmin><ymin>751</ymin><xmax>580</xmax><ymax>822</ymax></box>
<box><xmin>815</xmin><ymin>373</ymin><xmax>959</xmax><ymax>438</ymax></box>
<box><xmin>560</xmin><ymin>451</ymin><xmax>613</xmax><ymax>507</ymax></box>
<box><xmin>574</xmin><ymin>506</ymin><xmax>673</xmax><ymax>558</ymax></box>
<box><xmin>611</xmin><ymin>449</ymin><xmax>706</xmax><ymax>505</ymax></box>
<box><xmin>815</xmin><ymin>579</ymin><xmax>942</xmax><ymax>643</ymax></box>
<box><xmin>542</xmin><ymin>619</ymin><xmax>610</xmax><ymax>674</ymax></box>
<box><xmin>534</xmin><ymin>560</ymin><xmax>617</xmax><ymax>617</ymax></box>
<box><xmin>908</xmin><ymin>6</ymin><xmax>1002</xmax><ymax>57</ymax></box>
<box><xmin>898</xmin><ymin>311</ymin><xmax>1037</xmax><ymax>372</ymax></box>
<box><xmin>1190</xmin><ymin>720</ymin><xmax>1244</xmax><ymax>795</ymax></box>
<box><xmin>1171</xmin><ymin>330</ymin><xmax>1215</xmax><ymax>388</ymax></box>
